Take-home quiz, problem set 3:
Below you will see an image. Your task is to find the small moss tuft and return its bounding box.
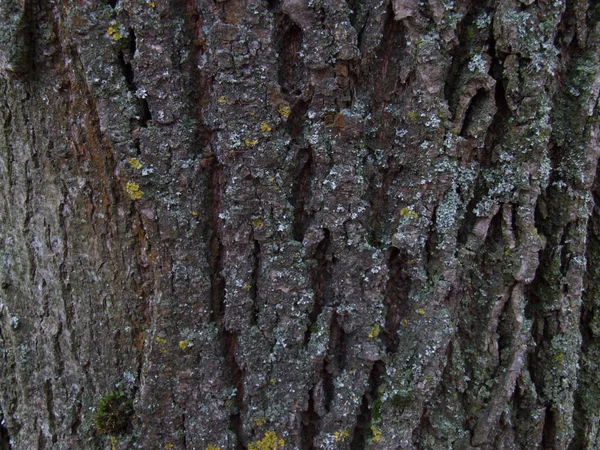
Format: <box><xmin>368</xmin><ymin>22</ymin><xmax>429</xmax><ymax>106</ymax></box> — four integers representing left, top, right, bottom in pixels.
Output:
<box><xmin>93</xmin><ymin>391</ymin><xmax>133</xmax><ymax>435</ymax></box>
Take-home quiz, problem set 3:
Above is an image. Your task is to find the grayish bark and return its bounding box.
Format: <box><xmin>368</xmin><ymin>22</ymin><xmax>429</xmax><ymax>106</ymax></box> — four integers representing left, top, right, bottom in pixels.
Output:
<box><xmin>0</xmin><ymin>0</ymin><xmax>599</xmax><ymax>449</ymax></box>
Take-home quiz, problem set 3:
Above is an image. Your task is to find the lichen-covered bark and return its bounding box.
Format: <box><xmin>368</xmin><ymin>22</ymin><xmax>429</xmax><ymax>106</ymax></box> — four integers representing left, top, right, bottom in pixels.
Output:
<box><xmin>0</xmin><ymin>0</ymin><xmax>599</xmax><ymax>449</ymax></box>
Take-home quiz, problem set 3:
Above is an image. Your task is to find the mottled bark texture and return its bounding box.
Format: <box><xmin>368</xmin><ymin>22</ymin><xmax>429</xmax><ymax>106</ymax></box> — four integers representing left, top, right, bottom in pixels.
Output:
<box><xmin>0</xmin><ymin>0</ymin><xmax>599</xmax><ymax>449</ymax></box>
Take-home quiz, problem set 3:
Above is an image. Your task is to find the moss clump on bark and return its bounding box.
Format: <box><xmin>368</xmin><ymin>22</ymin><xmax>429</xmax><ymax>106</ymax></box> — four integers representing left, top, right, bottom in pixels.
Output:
<box><xmin>93</xmin><ymin>391</ymin><xmax>134</xmax><ymax>435</ymax></box>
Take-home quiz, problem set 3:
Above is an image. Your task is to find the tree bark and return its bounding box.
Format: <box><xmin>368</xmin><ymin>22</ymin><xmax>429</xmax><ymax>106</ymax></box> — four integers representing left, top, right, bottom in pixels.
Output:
<box><xmin>0</xmin><ymin>0</ymin><xmax>599</xmax><ymax>449</ymax></box>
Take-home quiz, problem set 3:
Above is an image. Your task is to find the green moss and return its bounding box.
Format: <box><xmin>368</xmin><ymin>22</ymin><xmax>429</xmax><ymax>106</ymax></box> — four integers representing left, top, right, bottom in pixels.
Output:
<box><xmin>93</xmin><ymin>391</ymin><xmax>134</xmax><ymax>435</ymax></box>
<box><xmin>391</xmin><ymin>392</ymin><xmax>413</xmax><ymax>409</ymax></box>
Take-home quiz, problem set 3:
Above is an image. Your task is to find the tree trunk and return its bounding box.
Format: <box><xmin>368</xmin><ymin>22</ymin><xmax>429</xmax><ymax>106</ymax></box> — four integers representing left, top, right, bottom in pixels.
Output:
<box><xmin>1</xmin><ymin>0</ymin><xmax>599</xmax><ymax>449</ymax></box>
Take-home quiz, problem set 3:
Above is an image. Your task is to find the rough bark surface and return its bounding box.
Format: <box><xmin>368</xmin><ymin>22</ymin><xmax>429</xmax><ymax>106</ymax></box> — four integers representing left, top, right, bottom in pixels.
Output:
<box><xmin>0</xmin><ymin>0</ymin><xmax>600</xmax><ymax>449</ymax></box>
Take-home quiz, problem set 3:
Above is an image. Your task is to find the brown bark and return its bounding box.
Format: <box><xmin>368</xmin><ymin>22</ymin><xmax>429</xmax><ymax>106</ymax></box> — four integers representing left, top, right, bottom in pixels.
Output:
<box><xmin>0</xmin><ymin>0</ymin><xmax>599</xmax><ymax>449</ymax></box>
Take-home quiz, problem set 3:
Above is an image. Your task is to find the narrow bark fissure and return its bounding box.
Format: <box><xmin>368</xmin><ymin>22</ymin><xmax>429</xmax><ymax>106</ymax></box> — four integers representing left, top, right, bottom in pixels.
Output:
<box><xmin>443</xmin><ymin>1</ymin><xmax>492</xmax><ymax>114</ymax></box>
<box><xmin>43</xmin><ymin>380</ymin><xmax>57</xmax><ymax>444</ymax></box>
<box><xmin>324</xmin><ymin>312</ymin><xmax>347</xmax><ymax>412</ymax></box>
<box><xmin>266</xmin><ymin>0</ymin><xmax>281</xmax><ymax>12</ymax></box>
<box><xmin>0</xmin><ymin>406</ymin><xmax>12</xmax><ymax>450</ymax></box>
<box><xmin>117</xmin><ymin>51</ymin><xmax>135</xmax><ymax>92</ymax></box>
<box><xmin>181</xmin><ymin>414</ymin><xmax>187</xmax><ymax>449</ymax></box>
<box><xmin>250</xmin><ymin>239</ymin><xmax>261</xmax><ymax>326</ymax></box>
<box><xmin>541</xmin><ymin>404</ymin><xmax>556</xmax><ymax>449</ymax></box>
<box><xmin>206</xmin><ymin>163</ymin><xmax>244</xmax><ymax>447</ymax></box>
<box><xmin>116</xmin><ymin>29</ymin><xmax>151</xmax><ymax>127</ymax></box>
<box><xmin>208</xmin><ymin>164</ymin><xmax>224</xmax><ymax>324</ymax></box>
<box><xmin>370</xmin><ymin>3</ymin><xmax>408</xmax><ymax>107</ymax></box>
<box><xmin>52</xmin><ymin>321</ymin><xmax>65</xmax><ymax>378</ymax></box>
<box><xmin>459</xmin><ymin>88</ymin><xmax>489</xmax><ymax>138</ymax></box>
<box><xmin>349</xmin><ymin>360</ymin><xmax>384</xmax><ymax>450</ymax></box>
<box><xmin>69</xmin><ymin>389</ymin><xmax>83</xmax><ymax>436</ymax></box>
<box><xmin>286</xmin><ymin>98</ymin><xmax>311</xmax><ymax>139</ymax></box>
<box><xmin>322</xmin><ymin>358</ymin><xmax>335</xmax><ymax>414</ymax></box>
<box><xmin>276</xmin><ymin>16</ymin><xmax>306</xmax><ymax>98</ymax></box>
<box><xmin>225</xmin><ymin>331</ymin><xmax>245</xmax><ymax>450</ymax></box>
<box><xmin>304</xmin><ymin>229</ymin><xmax>331</xmax><ymax>345</ymax></box>
<box><xmin>382</xmin><ymin>246</ymin><xmax>411</xmax><ymax>354</ymax></box>
<box><xmin>291</xmin><ymin>147</ymin><xmax>314</xmax><ymax>242</ymax></box>
<box><xmin>346</xmin><ymin>0</ymin><xmax>368</xmax><ymax>33</ymax></box>
<box><xmin>300</xmin><ymin>386</ymin><xmax>318</xmax><ymax>450</ymax></box>
<box><xmin>365</xmin><ymin>162</ymin><xmax>400</xmax><ymax>248</ymax></box>
<box><xmin>570</xmin><ymin>165</ymin><xmax>600</xmax><ymax>449</ymax></box>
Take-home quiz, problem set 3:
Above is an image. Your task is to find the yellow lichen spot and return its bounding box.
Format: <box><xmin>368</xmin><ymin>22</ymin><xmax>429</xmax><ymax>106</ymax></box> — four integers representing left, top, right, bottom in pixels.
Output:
<box><xmin>156</xmin><ymin>336</ymin><xmax>167</xmax><ymax>345</ymax></box>
<box><xmin>278</xmin><ymin>106</ymin><xmax>291</xmax><ymax>119</ymax></box>
<box><xmin>126</xmin><ymin>181</ymin><xmax>143</xmax><ymax>200</ymax></box>
<box><xmin>178</xmin><ymin>339</ymin><xmax>192</xmax><ymax>351</ymax></box>
<box><xmin>255</xmin><ymin>417</ymin><xmax>266</xmax><ymax>427</ymax></box>
<box><xmin>368</xmin><ymin>325</ymin><xmax>381</xmax><ymax>339</ymax></box>
<box><xmin>160</xmin><ymin>347</ymin><xmax>168</xmax><ymax>354</ymax></box>
<box><xmin>334</xmin><ymin>430</ymin><xmax>350</xmax><ymax>442</ymax></box>
<box><xmin>371</xmin><ymin>425</ymin><xmax>382</xmax><ymax>443</ymax></box>
<box><xmin>242</xmin><ymin>284</ymin><xmax>253</xmax><ymax>291</ymax></box>
<box><xmin>269</xmin><ymin>378</ymin><xmax>277</xmax><ymax>385</ymax></box>
<box><xmin>416</xmin><ymin>308</ymin><xmax>426</xmax><ymax>316</ymax></box>
<box><xmin>251</xmin><ymin>218</ymin><xmax>265</xmax><ymax>228</ymax></box>
<box><xmin>164</xmin><ymin>444</ymin><xmax>174</xmax><ymax>450</ymax></box>
<box><xmin>248</xmin><ymin>431</ymin><xmax>285</xmax><ymax>450</ymax></box>
<box><xmin>407</xmin><ymin>111</ymin><xmax>418</xmax><ymax>122</ymax></box>
<box><xmin>107</xmin><ymin>22</ymin><xmax>125</xmax><ymax>41</ymax></box>
<box><xmin>148</xmin><ymin>0</ymin><xmax>156</xmax><ymax>7</ymax></box>
<box><xmin>400</xmin><ymin>207</ymin><xmax>418</xmax><ymax>220</ymax></box>
<box><xmin>129</xmin><ymin>158</ymin><xmax>143</xmax><ymax>169</ymax></box>
<box><xmin>218</xmin><ymin>96</ymin><xmax>227</xmax><ymax>104</ymax></box>
<box><xmin>110</xmin><ymin>436</ymin><xmax>118</xmax><ymax>450</ymax></box>
<box><xmin>206</xmin><ymin>445</ymin><xmax>221</xmax><ymax>450</ymax></box>
<box><xmin>244</xmin><ymin>138</ymin><xmax>259</xmax><ymax>147</ymax></box>
<box><xmin>192</xmin><ymin>211</ymin><xmax>198</xmax><ymax>217</ymax></box>
<box><xmin>260</xmin><ymin>122</ymin><xmax>272</xmax><ymax>132</ymax></box>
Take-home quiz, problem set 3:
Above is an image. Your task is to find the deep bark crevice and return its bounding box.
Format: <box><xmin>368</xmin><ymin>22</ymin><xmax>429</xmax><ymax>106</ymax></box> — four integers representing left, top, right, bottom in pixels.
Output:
<box><xmin>443</xmin><ymin>1</ymin><xmax>493</xmax><ymax>116</ymax></box>
<box><xmin>365</xmin><ymin>160</ymin><xmax>400</xmax><ymax>248</ymax></box>
<box><xmin>300</xmin><ymin>386</ymin><xmax>318</xmax><ymax>450</ymax></box>
<box><xmin>370</xmin><ymin>2</ymin><xmax>408</xmax><ymax>105</ymax></box>
<box><xmin>382</xmin><ymin>246</ymin><xmax>411</xmax><ymax>353</ymax></box>
<box><xmin>224</xmin><ymin>331</ymin><xmax>245</xmax><ymax>450</ymax></box>
<box><xmin>304</xmin><ymin>229</ymin><xmax>331</xmax><ymax>345</ymax></box>
<box><xmin>291</xmin><ymin>147</ymin><xmax>314</xmax><ymax>242</ymax></box>
<box><xmin>459</xmin><ymin>88</ymin><xmax>490</xmax><ymax>138</ymax></box>
<box><xmin>250</xmin><ymin>239</ymin><xmax>261</xmax><ymax>326</ymax></box>
<box><xmin>350</xmin><ymin>360</ymin><xmax>384</xmax><ymax>449</ymax></box>
<box><xmin>324</xmin><ymin>312</ymin><xmax>346</xmax><ymax>413</ymax></box>
<box><xmin>0</xmin><ymin>406</ymin><xmax>11</xmax><ymax>450</ymax></box>
<box><xmin>276</xmin><ymin>15</ymin><xmax>306</xmax><ymax>98</ymax></box>
<box><xmin>43</xmin><ymin>380</ymin><xmax>57</xmax><ymax>444</ymax></box>
<box><xmin>208</xmin><ymin>164</ymin><xmax>225</xmax><ymax>324</ymax></box>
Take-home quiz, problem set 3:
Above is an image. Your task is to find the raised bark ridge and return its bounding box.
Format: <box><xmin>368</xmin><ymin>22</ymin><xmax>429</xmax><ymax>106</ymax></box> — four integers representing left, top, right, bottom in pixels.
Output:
<box><xmin>0</xmin><ymin>0</ymin><xmax>599</xmax><ymax>449</ymax></box>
